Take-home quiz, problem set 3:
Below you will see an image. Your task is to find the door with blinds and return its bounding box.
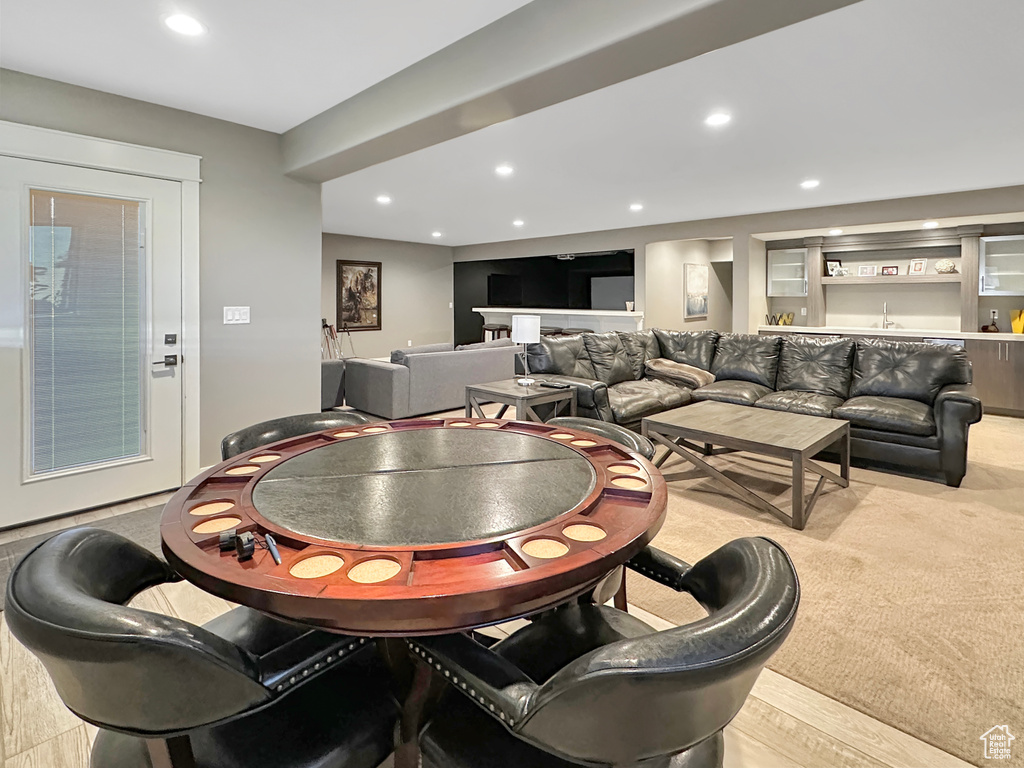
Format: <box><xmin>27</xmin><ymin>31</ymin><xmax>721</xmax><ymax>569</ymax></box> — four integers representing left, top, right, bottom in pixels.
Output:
<box><xmin>0</xmin><ymin>156</ymin><xmax>183</xmax><ymax>526</ymax></box>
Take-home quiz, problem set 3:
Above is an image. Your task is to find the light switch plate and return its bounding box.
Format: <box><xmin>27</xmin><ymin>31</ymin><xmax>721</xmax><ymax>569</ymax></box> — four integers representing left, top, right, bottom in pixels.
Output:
<box><xmin>223</xmin><ymin>306</ymin><xmax>251</xmax><ymax>324</ymax></box>
<box><xmin>801</xmin><ymin>307</ymin><xmax>807</xmax><ymax>316</ymax></box>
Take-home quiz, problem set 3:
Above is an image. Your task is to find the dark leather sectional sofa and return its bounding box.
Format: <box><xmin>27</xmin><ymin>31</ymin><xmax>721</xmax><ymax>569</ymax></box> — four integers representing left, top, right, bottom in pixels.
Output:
<box><xmin>526</xmin><ymin>330</ymin><xmax>982</xmax><ymax>486</ymax></box>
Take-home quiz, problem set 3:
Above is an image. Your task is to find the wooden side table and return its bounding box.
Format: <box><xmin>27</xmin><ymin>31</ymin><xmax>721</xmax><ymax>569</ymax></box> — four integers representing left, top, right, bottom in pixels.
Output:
<box><xmin>465</xmin><ymin>379</ymin><xmax>577</xmax><ymax>422</ymax></box>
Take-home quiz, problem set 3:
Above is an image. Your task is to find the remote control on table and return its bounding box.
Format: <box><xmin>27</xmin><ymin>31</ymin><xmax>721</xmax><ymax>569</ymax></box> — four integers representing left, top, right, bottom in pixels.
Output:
<box><xmin>539</xmin><ymin>382</ymin><xmax>570</xmax><ymax>389</ymax></box>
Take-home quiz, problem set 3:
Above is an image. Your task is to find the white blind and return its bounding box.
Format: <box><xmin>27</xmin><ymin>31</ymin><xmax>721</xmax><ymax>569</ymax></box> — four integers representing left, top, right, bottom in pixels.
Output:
<box><xmin>29</xmin><ymin>190</ymin><xmax>146</xmax><ymax>475</ymax></box>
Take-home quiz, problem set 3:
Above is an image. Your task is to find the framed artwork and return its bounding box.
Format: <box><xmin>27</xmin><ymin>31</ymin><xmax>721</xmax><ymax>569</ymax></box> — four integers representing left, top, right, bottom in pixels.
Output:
<box><xmin>825</xmin><ymin>259</ymin><xmax>843</xmax><ymax>276</ymax></box>
<box><xmin>909</xmin><ymin>258</ymin><xmax>927</xmax><ymax>275</ymax></box>
<box><xmin>858</xmin><ymin>265</ymin><xmax>878</xmax><ymax>277</ymax></box>
<box><xmin>881</xmin><ymin>266</ymin><xmax>899</xmax><ymax>276</ymax></box>
<box><xmin>683</xmin><ymin>263</ymin><xmax>709</xmax><ymax>319</ymax></box>
<box><xmin>336</xmin><ymin>260</ymin><xmax>381</xmax><ymax>331</ymax></box>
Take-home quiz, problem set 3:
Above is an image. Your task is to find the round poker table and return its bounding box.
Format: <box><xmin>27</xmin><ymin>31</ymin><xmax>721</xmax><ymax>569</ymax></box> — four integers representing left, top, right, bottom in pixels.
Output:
<box><xmin>161</xmin><ymin>417</ymin><xmax>667</xmax><ymax>636</ymax></box>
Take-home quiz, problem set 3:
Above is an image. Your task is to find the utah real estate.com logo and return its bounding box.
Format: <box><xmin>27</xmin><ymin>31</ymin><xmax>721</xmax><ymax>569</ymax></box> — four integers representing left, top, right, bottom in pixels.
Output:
<box><xmin>980</xmin><ymin>725</ymin><xmax>1015</xmax><ymax>760</ymax></box>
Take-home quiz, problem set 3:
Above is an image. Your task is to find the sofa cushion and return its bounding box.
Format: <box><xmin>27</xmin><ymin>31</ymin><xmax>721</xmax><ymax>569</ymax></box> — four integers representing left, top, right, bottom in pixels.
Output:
<box><xmin>527</xmin><ymin>335</ymin><xmax>597</xmax><ymax>380</ymax></box>
<box><xmin>582</xmin><ymin>332</ymin><xmax>634</xmax><ymax>386</ymax></box>
<box><xmin>652</xmin><ymin>329</ymin><xmax>718</xmax><ymax>371</ymax></box>
<box><xmin>692</xmin><ymin>380</ymin><xmax>772</xmax><ymax>406</ymax></box>
<box><xmin>644</xmin><ymin>358</ymin><xmax>715</xmax><ymax>389</ymax></box>
<box><xmin>390</xmin><ymin>342</ymin><xmax>452</xmax><ymax>365</ymax></box>
<box><xmin>849</xmin><ymin>339</ymin><xmax>972</xmax><ymax>405</ymax></box>
<box><xmin>454</xmin><ymin>338</ymin><xmax>515</xmax><ymax>351</ymax></box>
<box><xmin>710</xmin><ymin>334</ymin><xmax>782</xmax><ymax>388</ymax></box>
<box><xmin>834</xmin><ymin>395</ymin><xmax>936</xmax><ymax>436</ymax></box>
<box><xmin>616</xmin><ymin>330</ymin><xmax>660</xmax><ymax>380</ymax></box>
<box><xmin>754</xmin><ymin>390</ymin><xmax>844</xmax><ymax>419</ymax></box>
<box><xmin>607</xmin><ymin>379</ymin><xmax>692</xmax><ymax>424</ymax></box>
<box><xmin>776</xmin><ymin>336</ymin><xmax>855</xmax><ymax>398</ymax></box>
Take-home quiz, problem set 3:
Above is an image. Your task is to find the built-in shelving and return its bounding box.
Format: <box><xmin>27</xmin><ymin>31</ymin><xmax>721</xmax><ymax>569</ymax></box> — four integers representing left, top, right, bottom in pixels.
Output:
<box><xmin>767</xmin><ymin>248</ymin><xmax>807</xmax><ymax>297</ymax></box>
<box><xmin>822</xmin><ymin>274</ymin><xmax>962</xmax><ymax>286</ymax></box>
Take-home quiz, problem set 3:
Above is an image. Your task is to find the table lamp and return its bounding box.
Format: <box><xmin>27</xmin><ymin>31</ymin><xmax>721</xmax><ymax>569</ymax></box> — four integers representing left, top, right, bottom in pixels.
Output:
<box><xmin>511</xmin><ymin>314</ymin><xmax>541</xmax><ymax>386</ymax></box>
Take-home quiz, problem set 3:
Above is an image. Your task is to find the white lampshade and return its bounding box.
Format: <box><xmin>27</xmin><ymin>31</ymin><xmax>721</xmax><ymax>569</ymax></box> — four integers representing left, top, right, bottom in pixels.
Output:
<box><xmin>511</xmin><ymin>314</ymin><xmax>541</xmax><ymax>344</ymax></box>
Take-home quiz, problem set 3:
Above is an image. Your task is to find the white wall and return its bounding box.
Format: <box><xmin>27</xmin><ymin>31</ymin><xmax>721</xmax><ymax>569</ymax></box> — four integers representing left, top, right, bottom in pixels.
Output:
<box><xmin>644</xmin><ymin>239</ymin><xmax>733</xmax><ymax>332</ymax></box>
<box><xmin>1</xmin><ymin>69</ymin><xmax>322</xmax><ymax>465</ymax></box>
<box><xmin>825</xmin><ymin>283</ymin><xmax>961</xmax><ymax>331</ymax></box>
<box><xmin>321</xmin><ymin>234</ymin><xmax>454</xmax><ymax>358</ymax></box>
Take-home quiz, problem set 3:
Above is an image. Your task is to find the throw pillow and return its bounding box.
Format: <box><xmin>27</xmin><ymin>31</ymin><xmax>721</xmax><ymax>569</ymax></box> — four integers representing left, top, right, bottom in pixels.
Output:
<box><xmin>645</xmin><ymin>358</ymin><xmax>716</xmax><ymax>389</ymax></box>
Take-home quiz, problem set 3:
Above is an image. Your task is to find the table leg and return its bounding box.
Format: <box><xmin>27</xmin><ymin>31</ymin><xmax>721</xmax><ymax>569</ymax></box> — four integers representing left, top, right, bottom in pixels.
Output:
<box><xmin>394</xmin><ymin>659</ymin><xmax>434</xmax><ymax>768</ymax></box>
<box><xmin>840</xmin><ymin>427</ymin><xmax>850</xmax><ymax>484</ymax></box>
<box><xmin>465</xmin><ymin>391</ymin><xmax>472</xmax><ymax>418</ymax></box>
<box><xmin>613</xmin><ymin>570</ymin><xmax>627</xmax><ymax>611</ymax></box>
<box><xmin>570</xmin><ymin>393</ymin><xmax>577</xmax><ymax>417</ymax></box>
<box><xmin>792</xmin><ymin>453</ymin><xmax>805</xmax><ymax>530</ymax></box>
<box><xmin>146</xmin><ymin>737</ymin><xmax>195</xmax><ymax>768</ymax></box>
<box><xmin>496</xmin><ymin>403</ymin><xmax>510</xmax><ymax>418</ymax></box>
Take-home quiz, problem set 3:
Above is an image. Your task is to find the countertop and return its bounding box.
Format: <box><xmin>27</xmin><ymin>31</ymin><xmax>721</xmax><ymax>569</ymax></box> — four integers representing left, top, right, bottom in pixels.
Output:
<box><xmin>474</xmin><ymin>306</ymin><xmax>643</xmax><ymax>317</ymax></box>
<box><xmin>757</xmin><ymin>325</ymin><xmax>1024</xmax><ymax>342</ymax></box>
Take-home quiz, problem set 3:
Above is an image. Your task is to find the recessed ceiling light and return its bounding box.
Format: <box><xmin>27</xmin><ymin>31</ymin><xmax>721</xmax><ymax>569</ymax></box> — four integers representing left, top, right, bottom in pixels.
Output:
<box><xmin>512</xmin><ymin>219</ymin><xmax>524</xmax><ymax>227</ymax></box>
<box><xmin>829</xmin><ymin>228</ymin><xmax>843</xmax><ymax>236</ymax></box>
<box><xmin>922</xmin><ymin>220</ymin><xmax>939</xmax><ymax>229</ymax></box>
<box><xmin>431</xmin><ymin>231</ymin><xmax>442</xmax><ymax>238</ymax></box>
<box><xmin>376</xmin><ymin>195</ymin><xmax>392</xmax><ymax>204</ymax></box>
<box><xmin>164</xmin><ymin>14</ymin><xmax>206</xmax><ymax>36</ymax></box>
<box><xmin>495</xmin><ymin>164</ymin><xmax>514</xmax><ymax>177</ymax></box>
<box><xmin>705</xmin><ymin>112</ymin><xmax>731</xmax><ymax>127</ymax></box>
<box><xmin>800</xmin><ymin>179</ymin><xmax>820</xmax><ymax>190</ymax></box>
<box><xmin>630</xmin><ymin>203</ymin><xmax>644</xmax><ymax>212</ymax></box>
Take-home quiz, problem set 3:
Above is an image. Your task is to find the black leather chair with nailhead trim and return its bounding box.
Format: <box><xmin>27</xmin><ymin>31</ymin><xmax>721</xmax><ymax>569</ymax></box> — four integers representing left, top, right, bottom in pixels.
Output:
<box><xmin>414</xmin><ymin>537</ymin><xmax>799</xmax><ymax>768</ymax></box>
<box><xmin>221</xmin><ymin>411</ymin><xmax>373</xmax><ymax>460</ymax></box>
<box><xmin>5</xmin><ymin>528</ymin><xmax>398</xmax><ymax>768</ymax></box>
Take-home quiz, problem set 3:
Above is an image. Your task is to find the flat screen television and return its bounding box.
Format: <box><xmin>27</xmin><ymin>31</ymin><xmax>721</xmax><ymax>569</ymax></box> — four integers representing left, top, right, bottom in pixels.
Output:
<box><xmin>487</xmin><ymin>274</ymin><xmax>522</xmax><ymax>306</ymax></box>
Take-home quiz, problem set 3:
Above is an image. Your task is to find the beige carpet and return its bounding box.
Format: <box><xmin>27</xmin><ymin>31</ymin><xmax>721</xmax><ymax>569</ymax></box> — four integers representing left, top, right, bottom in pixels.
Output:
<box><xmin>628</xmin><ymin>414</ymin><xmax>1024</xmax><ymax>768</ymax></box>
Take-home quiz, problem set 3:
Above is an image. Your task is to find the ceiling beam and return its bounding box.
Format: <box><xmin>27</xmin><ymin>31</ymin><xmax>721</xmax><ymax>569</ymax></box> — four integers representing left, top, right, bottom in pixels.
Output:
<box><xmin>282</xmin><ymin>0</ymin><xmax>863</xmax><ymax>182</ymax></box>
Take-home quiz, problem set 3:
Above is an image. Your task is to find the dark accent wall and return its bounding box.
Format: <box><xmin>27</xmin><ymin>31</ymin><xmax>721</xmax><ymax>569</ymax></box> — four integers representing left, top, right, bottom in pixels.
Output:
<box><xmin>453</xmin><ymin>251</ymin><xmax>633</xmax><ymax>345</ymax></box>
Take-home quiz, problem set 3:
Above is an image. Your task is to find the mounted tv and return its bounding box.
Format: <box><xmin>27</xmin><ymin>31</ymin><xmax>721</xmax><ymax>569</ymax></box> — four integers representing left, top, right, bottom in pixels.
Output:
<box><xmin>487</xmin><ymin>274</ymin><xmax>522</xmax><ymax>306</ymax></box>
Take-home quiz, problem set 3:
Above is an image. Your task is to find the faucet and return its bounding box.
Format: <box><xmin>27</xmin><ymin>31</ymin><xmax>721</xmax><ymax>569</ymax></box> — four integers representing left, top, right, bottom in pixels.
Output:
<box><xmin>882</xmin><ymin>302</ymin><xmax>895</xmax><ymax>329</ymax></box>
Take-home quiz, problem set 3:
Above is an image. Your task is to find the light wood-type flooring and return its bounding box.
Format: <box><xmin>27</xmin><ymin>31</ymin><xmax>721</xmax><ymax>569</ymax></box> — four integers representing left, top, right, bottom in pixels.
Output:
<box><xmin>0</xmin><ymin>399</ymin><xmax>976</xmax><ymax>767</ymax></box>
<box><xmin>0</xmin><ymin>493</ymin><xmax>973</xmax><ymax>768</ymax></box>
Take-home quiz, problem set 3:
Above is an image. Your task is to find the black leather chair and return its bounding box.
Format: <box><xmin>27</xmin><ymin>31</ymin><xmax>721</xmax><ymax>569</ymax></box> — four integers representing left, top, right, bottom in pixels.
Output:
<box><xmin>221</xmin><ymin>411</ymin><xmax>372</xmax><ymax>459</ymax></box>
<box><xmin>414</xmin><ymin>537</ymin><xmax>799</xmax><ymax>768</ymax></box>
<box><xmin>546</xmin><ymin>416</ymin><xmax>655</xmax><ymax>460</ymax></box>
<box><xmin>5</xmin><ymin>528</ymin><xmax>398</xmax><ymax>768</ymax></box>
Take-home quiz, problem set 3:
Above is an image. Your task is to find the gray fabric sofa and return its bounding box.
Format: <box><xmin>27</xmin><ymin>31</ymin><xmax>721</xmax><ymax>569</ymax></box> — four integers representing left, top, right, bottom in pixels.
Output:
<box><xmin>345</xmin><ymin>340</ymin><xmax>519</xmax><ymax>419</ymax></box>
<box><xmin>526</xmin><ymin>330</ymin><xmax>982</xmax><ymax>486</ymax></box>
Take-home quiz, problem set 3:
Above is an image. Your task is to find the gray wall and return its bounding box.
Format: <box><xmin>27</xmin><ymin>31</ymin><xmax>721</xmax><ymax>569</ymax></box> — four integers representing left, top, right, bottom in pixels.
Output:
<box><xmin>452</xmin><ymin>185</ymin><xmax>1024</xmax><ymax>334</ymax></box>
<box><xmin>321</xmin><ymin>234</ymin><xmax>454</xmax><ymax>359</ymax></box>
<box><xmin>645</xmin><ymin>239</ymin><xmax>733</xmax><ymax>332</ymax></box>
<box><xmin>0</xmin><ymin>69</ymin><xmax>323</xmax><ymax>466</ymax></box>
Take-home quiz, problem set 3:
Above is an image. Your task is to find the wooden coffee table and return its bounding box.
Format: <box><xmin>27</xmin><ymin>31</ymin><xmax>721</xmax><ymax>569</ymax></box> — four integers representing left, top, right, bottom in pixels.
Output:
<box><xmin>465</xmin><ymin>379</ymin><xmax>577</xmax><ymax>423</ymax></box>
<box><xmin>642</xmin><ymin>401</ymin><xmax>849</xmax><ymax>530</ymax></box>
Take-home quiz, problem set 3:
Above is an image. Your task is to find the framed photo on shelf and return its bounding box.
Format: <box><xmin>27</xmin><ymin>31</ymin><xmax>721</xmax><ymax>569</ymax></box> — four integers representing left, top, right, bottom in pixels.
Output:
<box><xmin>881</xmin><ymin>266</ymin><xmax>899</xmax><ymax>276</ymax></box>
<box><xmin>909</xmin><ymin>258</ymin><xmax>927</xmax><ymax>276</ymax></box>
<box><xmin>336</xmin><ymin>260</ymin><xmax>382</xmax><ymax>331</ymax></box>
<box><xmin>858</xmin><ymin>265</ymin><xmax>878</xmax><ymax>277</ymax></box>
<box><xmin>825</xmin><ymin>259</ymin><xmax>843</xmax><ymax>276</ymax></box>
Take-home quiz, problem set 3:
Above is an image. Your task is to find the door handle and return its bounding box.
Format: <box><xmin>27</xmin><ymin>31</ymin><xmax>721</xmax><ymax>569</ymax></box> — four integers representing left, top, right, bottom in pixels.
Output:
<box><xmin>153</xmin><ymin>355</ymin><xmax>178</xmax><ymax>367</ymax></box>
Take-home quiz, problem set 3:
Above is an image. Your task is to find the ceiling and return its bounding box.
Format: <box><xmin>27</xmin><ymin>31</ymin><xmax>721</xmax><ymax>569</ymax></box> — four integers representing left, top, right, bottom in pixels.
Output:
<box><xmin>3</xmin><ymin>0</ymin><xmax>1023</xmax><ymax>247</ymax></box>
<box><xmin>0</xmin><ymin>0</ymin><xmax>532</xmax><ymax>132</ymax></box>
<box><xmin>321</xmin><ymin>0</ymin><xmax>1024</xmax><ymax>245</ymax></box>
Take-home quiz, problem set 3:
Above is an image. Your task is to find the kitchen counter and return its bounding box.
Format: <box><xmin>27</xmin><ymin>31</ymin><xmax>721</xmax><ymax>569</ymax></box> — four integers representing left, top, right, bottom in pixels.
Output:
<box><xmin>475</xmin><ymin>307</ymin><xmax>644</xmax><ymax>333</ymax></box>
<box><xmin>757</xmin><ymin>325</ymin><xmax>1024</xmax><ymax>342</ymax></box>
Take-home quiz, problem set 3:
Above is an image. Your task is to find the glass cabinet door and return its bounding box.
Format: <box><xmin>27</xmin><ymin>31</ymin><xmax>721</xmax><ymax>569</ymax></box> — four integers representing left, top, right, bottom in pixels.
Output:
<box><xmin>980</xmin><ymin>236</ymin><xmax>1024</xmax><ymax>295</ymax></box>
<box><xmin>767</xmin><ymin>248</ymin><xmax>808</xmax><ymax>297</ymax></box>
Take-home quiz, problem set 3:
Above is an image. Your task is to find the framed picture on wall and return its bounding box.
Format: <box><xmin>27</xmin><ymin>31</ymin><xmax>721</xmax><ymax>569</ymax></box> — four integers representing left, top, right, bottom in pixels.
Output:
<box><xmin>336</xmin><ymin>260</ymin><xmax>382</xmax><ymax>331</ymax></box>
<box><xmin>683</xmin><ymin>262</ymin><xmax>709</xmax><ymax>319</ymax></box>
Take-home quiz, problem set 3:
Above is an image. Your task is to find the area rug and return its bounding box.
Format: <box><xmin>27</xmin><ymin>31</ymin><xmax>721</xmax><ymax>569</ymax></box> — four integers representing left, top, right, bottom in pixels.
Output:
<box><xmin>627</xmin><ymin>415</ymin><xmax>1024</xmax><ymax>767</ymax></box>
<box><xmin>0</xmin><ymin>505</ymin><xmax>163</xmax><ymax>612</ymax></box>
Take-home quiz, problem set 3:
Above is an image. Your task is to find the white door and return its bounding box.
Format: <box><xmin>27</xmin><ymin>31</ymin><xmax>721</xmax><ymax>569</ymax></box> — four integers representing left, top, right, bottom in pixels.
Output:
<box><xmin>0</xmin><ymin>156</ymin><xmax>183</xmax><ymax>527</ymax></box>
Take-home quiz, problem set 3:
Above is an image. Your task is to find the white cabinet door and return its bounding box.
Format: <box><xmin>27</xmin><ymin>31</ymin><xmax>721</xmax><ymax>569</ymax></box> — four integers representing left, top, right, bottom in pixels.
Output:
<box><xmin>0</xmin><ymin>156</ymin><xmax>183</xmax><ymax>525</ymax></box>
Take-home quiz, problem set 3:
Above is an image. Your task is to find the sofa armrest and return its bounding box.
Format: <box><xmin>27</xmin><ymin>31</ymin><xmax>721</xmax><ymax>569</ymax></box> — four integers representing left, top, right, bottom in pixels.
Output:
<box><xmin>533</xmin><ymin>374</ymin><xmax>613</xmax><ymax>421</ymax></box>
<box><xmin>934</xmin><ymin>383</ymin><xmax>982</xmax><ymax>487</ymax></box>
<box><xmin>344</xmin><ymin>359</ymin><xmax>410</xmax><ymax>419</ymax></box>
